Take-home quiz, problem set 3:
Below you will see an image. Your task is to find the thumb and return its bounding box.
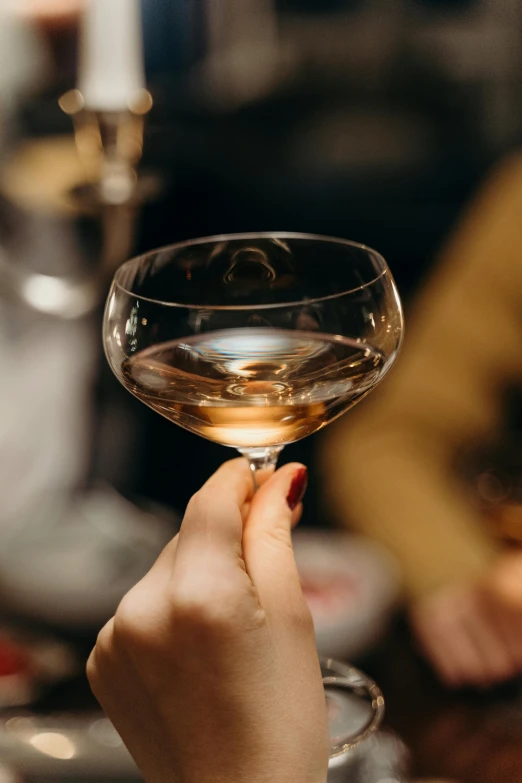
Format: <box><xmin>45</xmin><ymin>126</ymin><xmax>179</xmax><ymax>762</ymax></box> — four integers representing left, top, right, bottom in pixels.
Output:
<box><xmin>242</xmin><ymin>463</ymin><xmax>308</xmax><ymax>615</ymax></box>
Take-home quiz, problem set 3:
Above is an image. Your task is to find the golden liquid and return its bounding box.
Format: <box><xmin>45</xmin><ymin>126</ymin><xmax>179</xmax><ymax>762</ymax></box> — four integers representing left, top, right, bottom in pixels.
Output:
<box><xmin>121</xmin><ymin>328</ymin><xmax>385</xmax><ymax>448</ymax></box>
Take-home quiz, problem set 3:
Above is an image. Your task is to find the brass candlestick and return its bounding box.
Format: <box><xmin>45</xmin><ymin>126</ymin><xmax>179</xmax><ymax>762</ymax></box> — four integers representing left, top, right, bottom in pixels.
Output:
<box><xmin>59</xmin><ymin>86</ymin><xmax>155</xmax><ymax>282</ymax></box>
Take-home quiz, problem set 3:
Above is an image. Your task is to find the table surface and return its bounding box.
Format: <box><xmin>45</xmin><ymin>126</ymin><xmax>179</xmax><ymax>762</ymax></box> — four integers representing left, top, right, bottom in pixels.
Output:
<box><xmin>16</xmin><ymin>616</ymin><xmax>522</xmax><ymax>783</ymax></box>
<box><xmin>366</xmin><ymin>619</ymin><xmax>522</xmax><ymax>783</ymax></box>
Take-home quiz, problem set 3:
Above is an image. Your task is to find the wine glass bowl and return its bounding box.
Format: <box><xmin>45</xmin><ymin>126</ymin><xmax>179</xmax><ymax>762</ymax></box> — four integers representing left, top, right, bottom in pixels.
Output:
<box><xmin>104</xmin><ymin>232</ymin><xmax>403</xmax><ymax>473</ymax></box>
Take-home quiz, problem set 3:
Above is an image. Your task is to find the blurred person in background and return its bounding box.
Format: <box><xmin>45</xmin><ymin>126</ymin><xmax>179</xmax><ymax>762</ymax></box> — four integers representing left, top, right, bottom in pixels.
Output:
<box><xmin>323</xmin><ymin>153</ymin><xmax>522</xmax><ymax>689</ymax></box>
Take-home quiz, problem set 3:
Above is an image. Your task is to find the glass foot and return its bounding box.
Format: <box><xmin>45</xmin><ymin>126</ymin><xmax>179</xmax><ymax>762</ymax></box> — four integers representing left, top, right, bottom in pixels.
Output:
<box><xmin>321</xmin><ymin>658</ymin><xmax>385</xmax><ymax>760</ymax></box>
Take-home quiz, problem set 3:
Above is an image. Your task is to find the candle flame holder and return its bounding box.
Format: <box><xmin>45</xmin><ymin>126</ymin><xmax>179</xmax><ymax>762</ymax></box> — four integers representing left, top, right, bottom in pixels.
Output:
<box><xmin>59</xmin><ymin>87</ymin><xmax>153</xmax><ymax>206</ymax></box>
<box><xmin>59</xmin><ymin>86</ymin><xmax>160</xmax><ymax>288</ymax></box>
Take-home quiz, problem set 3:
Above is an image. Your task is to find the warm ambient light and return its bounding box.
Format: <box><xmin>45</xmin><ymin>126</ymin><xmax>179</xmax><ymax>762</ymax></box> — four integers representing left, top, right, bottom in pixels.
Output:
<box><xmin>29</xmin><ymin>731</ymin><xmax>76</xmax><ymax>760</ymax></box>
<box><xmin>23</xmin><ymin>275</ymin><xmax>68</xmax><ymax>312</ymax></box>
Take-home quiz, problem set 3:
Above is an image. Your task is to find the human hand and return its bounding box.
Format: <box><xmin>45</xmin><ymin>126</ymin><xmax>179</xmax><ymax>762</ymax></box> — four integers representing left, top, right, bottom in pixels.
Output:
<box><xmin>87</xmin><ymin>459</ymin><xmax>329</xmax><ymax>783</ymax></box>
<box><xmin>410</xmin><ymin>551</ymin><xmax>522</xmax><ymax>688</ymax></box>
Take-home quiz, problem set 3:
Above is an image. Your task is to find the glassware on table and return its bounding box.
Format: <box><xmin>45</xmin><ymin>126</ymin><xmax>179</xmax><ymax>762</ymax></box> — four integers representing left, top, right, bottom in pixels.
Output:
<box><xmin>102</xmin><ymin>232</ymin><xmax>403</xmax><ymax>759</ymax></box>
<box><xmin>322</xmin><ymin>659</ymin><xmax>384</xmax><ymax>758</ymax></box>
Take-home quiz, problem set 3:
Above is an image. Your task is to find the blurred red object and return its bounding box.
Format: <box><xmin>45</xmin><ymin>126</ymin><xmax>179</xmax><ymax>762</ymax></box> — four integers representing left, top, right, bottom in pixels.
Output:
<box><xmin>0</xmin><ymin>628</ymin><xmax>77</xmax><ymax>708</ymax></box>
<box><xmin>0</xmin><ymin>638</ymin><xmax>30</xmax><ymax>678</ymax></box>
<box><xmin>293</xmin><ymin>530</ymin><xmax>401</xmax><ymax>660</ymax></box>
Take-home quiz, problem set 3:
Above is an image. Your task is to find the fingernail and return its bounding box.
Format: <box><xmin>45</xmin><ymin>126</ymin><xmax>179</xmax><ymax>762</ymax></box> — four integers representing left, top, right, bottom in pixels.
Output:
<box><xmin>286</xmin><ymin>467</ymin><xmax>308</xmax><ymax>510</ymax></box>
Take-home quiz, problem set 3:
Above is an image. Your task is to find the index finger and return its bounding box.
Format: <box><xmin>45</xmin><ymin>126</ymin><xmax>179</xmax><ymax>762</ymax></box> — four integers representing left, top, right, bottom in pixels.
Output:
<box><xmin>175</xmin><ymin>458</ymin><xmax>253</xmax><ymax>568</ymax></box>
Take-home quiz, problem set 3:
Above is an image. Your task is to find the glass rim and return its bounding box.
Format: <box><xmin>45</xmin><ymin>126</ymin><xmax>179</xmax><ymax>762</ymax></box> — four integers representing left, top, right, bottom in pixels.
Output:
<box><xmin>112</xmin><ymin>231</ymin><xmax>390</xmax><ymax>311</ymax></box>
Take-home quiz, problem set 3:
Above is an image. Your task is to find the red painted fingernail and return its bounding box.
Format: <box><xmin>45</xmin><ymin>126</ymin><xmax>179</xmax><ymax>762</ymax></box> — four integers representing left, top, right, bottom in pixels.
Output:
<box><xmin>286</xmin><ymin>467</ymin><xmax>308</xmax><ymax>510</ymax></box>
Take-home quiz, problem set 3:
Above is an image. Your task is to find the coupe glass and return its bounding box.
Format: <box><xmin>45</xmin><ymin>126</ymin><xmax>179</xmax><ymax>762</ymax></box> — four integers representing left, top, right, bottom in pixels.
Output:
<box><xmin>103</xmin><ymin>232</ymin><xmax>403</xmax><ymax>759</ymax></box>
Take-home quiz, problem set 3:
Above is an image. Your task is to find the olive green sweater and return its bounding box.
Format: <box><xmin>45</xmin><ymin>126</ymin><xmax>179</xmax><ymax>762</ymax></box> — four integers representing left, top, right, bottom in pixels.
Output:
<box><xmin>322</xmin><ymin>155</ymin><xmax>522</xmax><ymax>598</ymax></box>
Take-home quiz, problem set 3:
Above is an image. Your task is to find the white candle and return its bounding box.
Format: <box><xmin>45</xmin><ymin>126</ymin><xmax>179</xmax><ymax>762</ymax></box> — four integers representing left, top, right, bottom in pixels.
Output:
<box><xmin>78</xmin><ymin>0</ymin><xmax>145</xmax><ymax>112</ymax></box>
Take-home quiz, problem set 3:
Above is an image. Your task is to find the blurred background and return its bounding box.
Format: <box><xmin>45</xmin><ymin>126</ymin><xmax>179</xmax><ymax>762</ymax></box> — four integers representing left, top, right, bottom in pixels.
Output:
<box><xmin>0</xmin><ymin>1</ymin><xmax>522</xmax><ymax>781</ymax></box>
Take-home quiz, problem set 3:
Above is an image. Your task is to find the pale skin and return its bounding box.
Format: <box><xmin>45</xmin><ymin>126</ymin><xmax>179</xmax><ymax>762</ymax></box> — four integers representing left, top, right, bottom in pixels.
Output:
<box><xmin>411</xmin><ymin>551</ymin><xmax>522</xmax><ymax>689</ymax></box>
<box><xmin>87</xmin><ymin>459</ymin><xmax>329</xmax><ymax>783</ymax></box>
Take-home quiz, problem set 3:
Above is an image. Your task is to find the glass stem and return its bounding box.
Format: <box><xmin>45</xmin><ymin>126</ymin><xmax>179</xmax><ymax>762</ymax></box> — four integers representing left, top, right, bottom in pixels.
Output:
<box><xmin>238</xmin><ymin>446</ymin><xmax>284</xmax><ymax>491</ymax></box>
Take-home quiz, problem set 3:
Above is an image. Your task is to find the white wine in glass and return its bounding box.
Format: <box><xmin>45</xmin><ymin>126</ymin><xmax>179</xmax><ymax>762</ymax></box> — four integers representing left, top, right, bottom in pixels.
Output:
<box><xmin>106</xmin><ymin>232</ymin><xmax>402</xmax><ymax>474</ymax></box>
<box><xmin>121</xmin><ymin>329</ymin><xmax>386</xmax><ymax>450</ymax></box>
